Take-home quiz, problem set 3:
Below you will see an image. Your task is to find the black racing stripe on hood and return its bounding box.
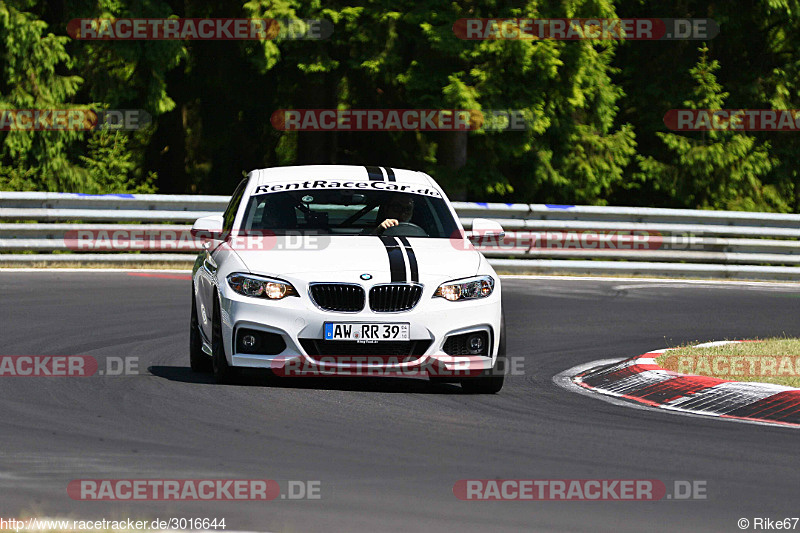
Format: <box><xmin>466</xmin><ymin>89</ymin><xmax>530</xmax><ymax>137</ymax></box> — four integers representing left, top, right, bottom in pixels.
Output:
<box><xmin>378</xmin><ymin>235</ymin><xmax>406</xmax><ymax>282</ymax></box>
<box><xmin>384</xmin><ymin>167</ymin><xmax>396</xmax><ymax>182</ymax></box>
<box><xmin>365</xmin><ymin>166</ymin><xmax>385</xmax><ymax>181</ymax></box>
<box><xmin>397</xmin><ymin>236</ymin><xmax>419</xmax><ymax>282</ymax></box>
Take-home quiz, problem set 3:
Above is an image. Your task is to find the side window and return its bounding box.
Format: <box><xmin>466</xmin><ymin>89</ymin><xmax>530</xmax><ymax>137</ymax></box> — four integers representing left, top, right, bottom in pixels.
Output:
<box><xmin>222</xmin><ymin>178</ymin><xmax>248</xmax><ymax>232</ymax></box>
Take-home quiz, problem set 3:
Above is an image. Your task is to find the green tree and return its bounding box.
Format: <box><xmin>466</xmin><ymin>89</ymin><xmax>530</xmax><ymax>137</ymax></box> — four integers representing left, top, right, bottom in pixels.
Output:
<box><xmin>79</xmin><ymin>128</ymin><xmax>156</xmax><ymax>193</ymax></box>
<box><xmin>0</xmin><ymin>0</ymin><xmax>158</xmax><ymax>193</ymax></box>
<box><xmin>0</xmin><ymin>0</ymin><xmax>87</xmax><ymax>191</ymax></box>
<box><xmin>252</xmin><ymin>0</ymin><xmax>636</xmax><ymax>202</ymax></box>
<box><xmin>636</xmin><ymin>45</ymin><xmax>781</xmax><ymax>211</ymax></box>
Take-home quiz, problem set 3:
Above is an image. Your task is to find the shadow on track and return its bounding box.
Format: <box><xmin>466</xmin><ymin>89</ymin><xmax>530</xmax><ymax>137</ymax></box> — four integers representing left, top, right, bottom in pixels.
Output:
<box><xmin>148</xmin><ymin>365</ymin><xmax>464</xmax><ymax>394</ymax></box>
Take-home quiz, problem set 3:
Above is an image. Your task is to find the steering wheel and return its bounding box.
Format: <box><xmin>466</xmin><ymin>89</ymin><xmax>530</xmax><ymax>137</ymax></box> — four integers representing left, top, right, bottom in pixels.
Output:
<box><xmin>380</xmin><ymin>222</ymin><xmax>428</xmax><ymax>237</ymax></box>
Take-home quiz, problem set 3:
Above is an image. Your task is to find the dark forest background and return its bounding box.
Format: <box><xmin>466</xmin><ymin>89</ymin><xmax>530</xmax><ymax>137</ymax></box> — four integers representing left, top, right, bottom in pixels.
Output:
<box><xmin>2</xmin><ymin>0</ymin><xmax>800</xmax><ymax>212</ymax></box>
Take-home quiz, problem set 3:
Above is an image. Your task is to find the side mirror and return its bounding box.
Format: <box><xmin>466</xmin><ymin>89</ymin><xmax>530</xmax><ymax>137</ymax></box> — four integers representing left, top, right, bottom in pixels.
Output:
<box><xmin>471</xmin><ymin>218</ymin><xmax>505</xmax><ymax>239</ymax></box>
<box><xmin>191</xmin><ymin>214</ymin><xmax>225</xmax><ymax>245</ymax></box>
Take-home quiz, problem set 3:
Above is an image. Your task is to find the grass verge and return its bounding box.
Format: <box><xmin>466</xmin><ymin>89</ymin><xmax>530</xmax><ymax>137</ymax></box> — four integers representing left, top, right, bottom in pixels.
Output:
<box><xmin>657</xmin><ymin>338</ymin><xmax>800</xmax><ymax>388</ymax></box>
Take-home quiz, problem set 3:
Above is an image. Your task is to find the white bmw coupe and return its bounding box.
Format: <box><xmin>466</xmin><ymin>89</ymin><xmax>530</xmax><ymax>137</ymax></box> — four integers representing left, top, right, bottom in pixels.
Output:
<box><xmin>190</xmin><ymin>165</ymin><xmax>506</xmax><ymax>393</ymax></box>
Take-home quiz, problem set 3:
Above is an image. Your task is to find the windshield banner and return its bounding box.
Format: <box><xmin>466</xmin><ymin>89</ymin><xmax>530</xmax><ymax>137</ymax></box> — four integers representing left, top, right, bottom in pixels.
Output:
<box><xmin>253</xmin><ymin>180</ymin><xmax>442</xmax><ymax>198</ymax></box>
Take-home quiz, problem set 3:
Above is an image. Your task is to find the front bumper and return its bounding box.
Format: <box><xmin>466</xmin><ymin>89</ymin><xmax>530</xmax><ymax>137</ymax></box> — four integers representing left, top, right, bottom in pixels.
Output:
<box><xmin>220</xmin><ymin>285</ymin><xmax>501</xmax><ymax>377</ymax></box>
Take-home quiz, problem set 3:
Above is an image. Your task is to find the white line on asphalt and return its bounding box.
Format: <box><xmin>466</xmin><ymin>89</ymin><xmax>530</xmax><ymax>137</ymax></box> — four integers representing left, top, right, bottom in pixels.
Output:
<box><xmin>0</xmin><ymin>268</ymin><xmax>193</xmax><ymax>273</ymax></box>
<box><xmin>3</xmin><ymin>270</ymin><xmax>800</xmax><ymax>291</ymax></box>
<box><xmin>502</xmin><ymin>274</ymin><xmax>800</xmax><ymax>289</ymax></box>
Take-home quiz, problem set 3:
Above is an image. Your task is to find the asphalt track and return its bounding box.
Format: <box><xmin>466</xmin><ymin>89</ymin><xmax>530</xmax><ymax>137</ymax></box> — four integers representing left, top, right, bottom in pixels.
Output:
<box><xmin>1</xmin><ymin>272</ymin><xmax>800</xmax><ymax>532</ymax></box>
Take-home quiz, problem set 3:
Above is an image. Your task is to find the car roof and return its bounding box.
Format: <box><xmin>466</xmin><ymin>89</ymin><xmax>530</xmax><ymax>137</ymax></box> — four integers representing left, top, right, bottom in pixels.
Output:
<box><xmin>251</xmin><ymin>165</ymin><xmax>437</xmax><ymax>189</ymax></box>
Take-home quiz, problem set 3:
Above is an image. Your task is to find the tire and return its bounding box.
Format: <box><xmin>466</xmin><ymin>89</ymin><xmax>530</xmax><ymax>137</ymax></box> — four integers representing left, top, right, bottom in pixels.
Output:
<box><xmin>211</xmin><ymin>296</ymin><xmax>238</xmax><ymax>384</ymax></box>
<box><xmin>190</xmin><ymin>288</ymin><xmax>212</xmax><ymax>373</ymax></box>
<box><xmin>461</xmin><ymin>314</ymin><xmax>506</xmax><ymax>394</ymax></box>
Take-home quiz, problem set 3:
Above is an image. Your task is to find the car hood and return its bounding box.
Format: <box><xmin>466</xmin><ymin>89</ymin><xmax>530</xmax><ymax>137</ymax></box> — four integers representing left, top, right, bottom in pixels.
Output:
<box><xmin>229</xmin><ymin>235</ymin><xmax>481</xmax><ymax>284</ymax></box>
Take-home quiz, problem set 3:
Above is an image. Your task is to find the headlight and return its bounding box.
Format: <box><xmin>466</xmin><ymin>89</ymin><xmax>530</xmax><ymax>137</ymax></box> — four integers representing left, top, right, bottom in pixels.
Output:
<box><xmin>434</xmin><ymin>275</ymin><xmax>494</xmax><ymax>301</ymax></box>
<box><xmin>227</xmin><ymin>273</ymin><xmax>299</xmax><ymax>300</ymax></box>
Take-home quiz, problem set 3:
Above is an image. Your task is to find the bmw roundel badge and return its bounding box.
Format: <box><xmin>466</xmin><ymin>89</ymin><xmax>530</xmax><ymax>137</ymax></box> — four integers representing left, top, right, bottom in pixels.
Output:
<box><xmin>360</xmin><ymin>273</ymin><xmax>372</xmax><ymax>280</ymax></box>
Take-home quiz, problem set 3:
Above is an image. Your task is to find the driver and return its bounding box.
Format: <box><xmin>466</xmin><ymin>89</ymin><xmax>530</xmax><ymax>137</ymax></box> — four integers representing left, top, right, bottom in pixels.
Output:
<box><xmin>373</xmin><ymin>194</ymin><xmax>415</xmax><ymax>233</ymax></box>
<box><xmin>251</xmin><ymin>197</ymin><xmax>297</xmax><ymax>233</ymax></box>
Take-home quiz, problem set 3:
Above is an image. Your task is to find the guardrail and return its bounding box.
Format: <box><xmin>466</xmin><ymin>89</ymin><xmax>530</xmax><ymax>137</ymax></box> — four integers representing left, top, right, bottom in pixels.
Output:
<box><xmin>1</xmin><ymin>191</ymin><xmax>799</xmax><ymax>280</ymax></box>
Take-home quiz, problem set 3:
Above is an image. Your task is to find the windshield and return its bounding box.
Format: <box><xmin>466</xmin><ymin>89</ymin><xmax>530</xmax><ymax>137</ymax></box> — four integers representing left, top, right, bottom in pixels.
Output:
<box><xmin>239</xmin><ymin>188</ymin><xmax>459</xmax><ymax>238</ymax></box>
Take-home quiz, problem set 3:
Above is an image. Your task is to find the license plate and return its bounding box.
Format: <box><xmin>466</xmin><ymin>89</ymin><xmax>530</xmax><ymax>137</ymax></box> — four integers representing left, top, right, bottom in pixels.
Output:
<box><xmin>324</xmin><ymin>322</ymin><xmax>410</xmax><ymax>341</ymax></box>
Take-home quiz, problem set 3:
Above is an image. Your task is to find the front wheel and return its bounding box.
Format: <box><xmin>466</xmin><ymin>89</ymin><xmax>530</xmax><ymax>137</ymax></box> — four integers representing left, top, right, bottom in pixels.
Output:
<box><xmin>211</xmin><ymin>298</ymin><xmax>238</xmax><ymax>384</ymax></box>
<box><xmin>190</xmin><ymin>287</ymin><xmax>212</xmax><ymax>373</ymax></box>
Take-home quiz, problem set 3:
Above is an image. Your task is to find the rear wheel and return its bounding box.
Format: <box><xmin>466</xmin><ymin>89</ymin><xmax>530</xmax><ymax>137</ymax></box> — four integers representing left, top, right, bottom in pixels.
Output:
<box><xmin>212</xmin><ymin>297</ymin><xmax>238</xmax><ymax>384</ymax></box>
<box><xmin>190</xmin><ymin>287</ymin><xmax>212</xmax><ymax>373</ymax></box>
<box><xmin>461</xmin><ymin>315</ymin><xmax>506</xmax><ymax>394</ymax></box>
